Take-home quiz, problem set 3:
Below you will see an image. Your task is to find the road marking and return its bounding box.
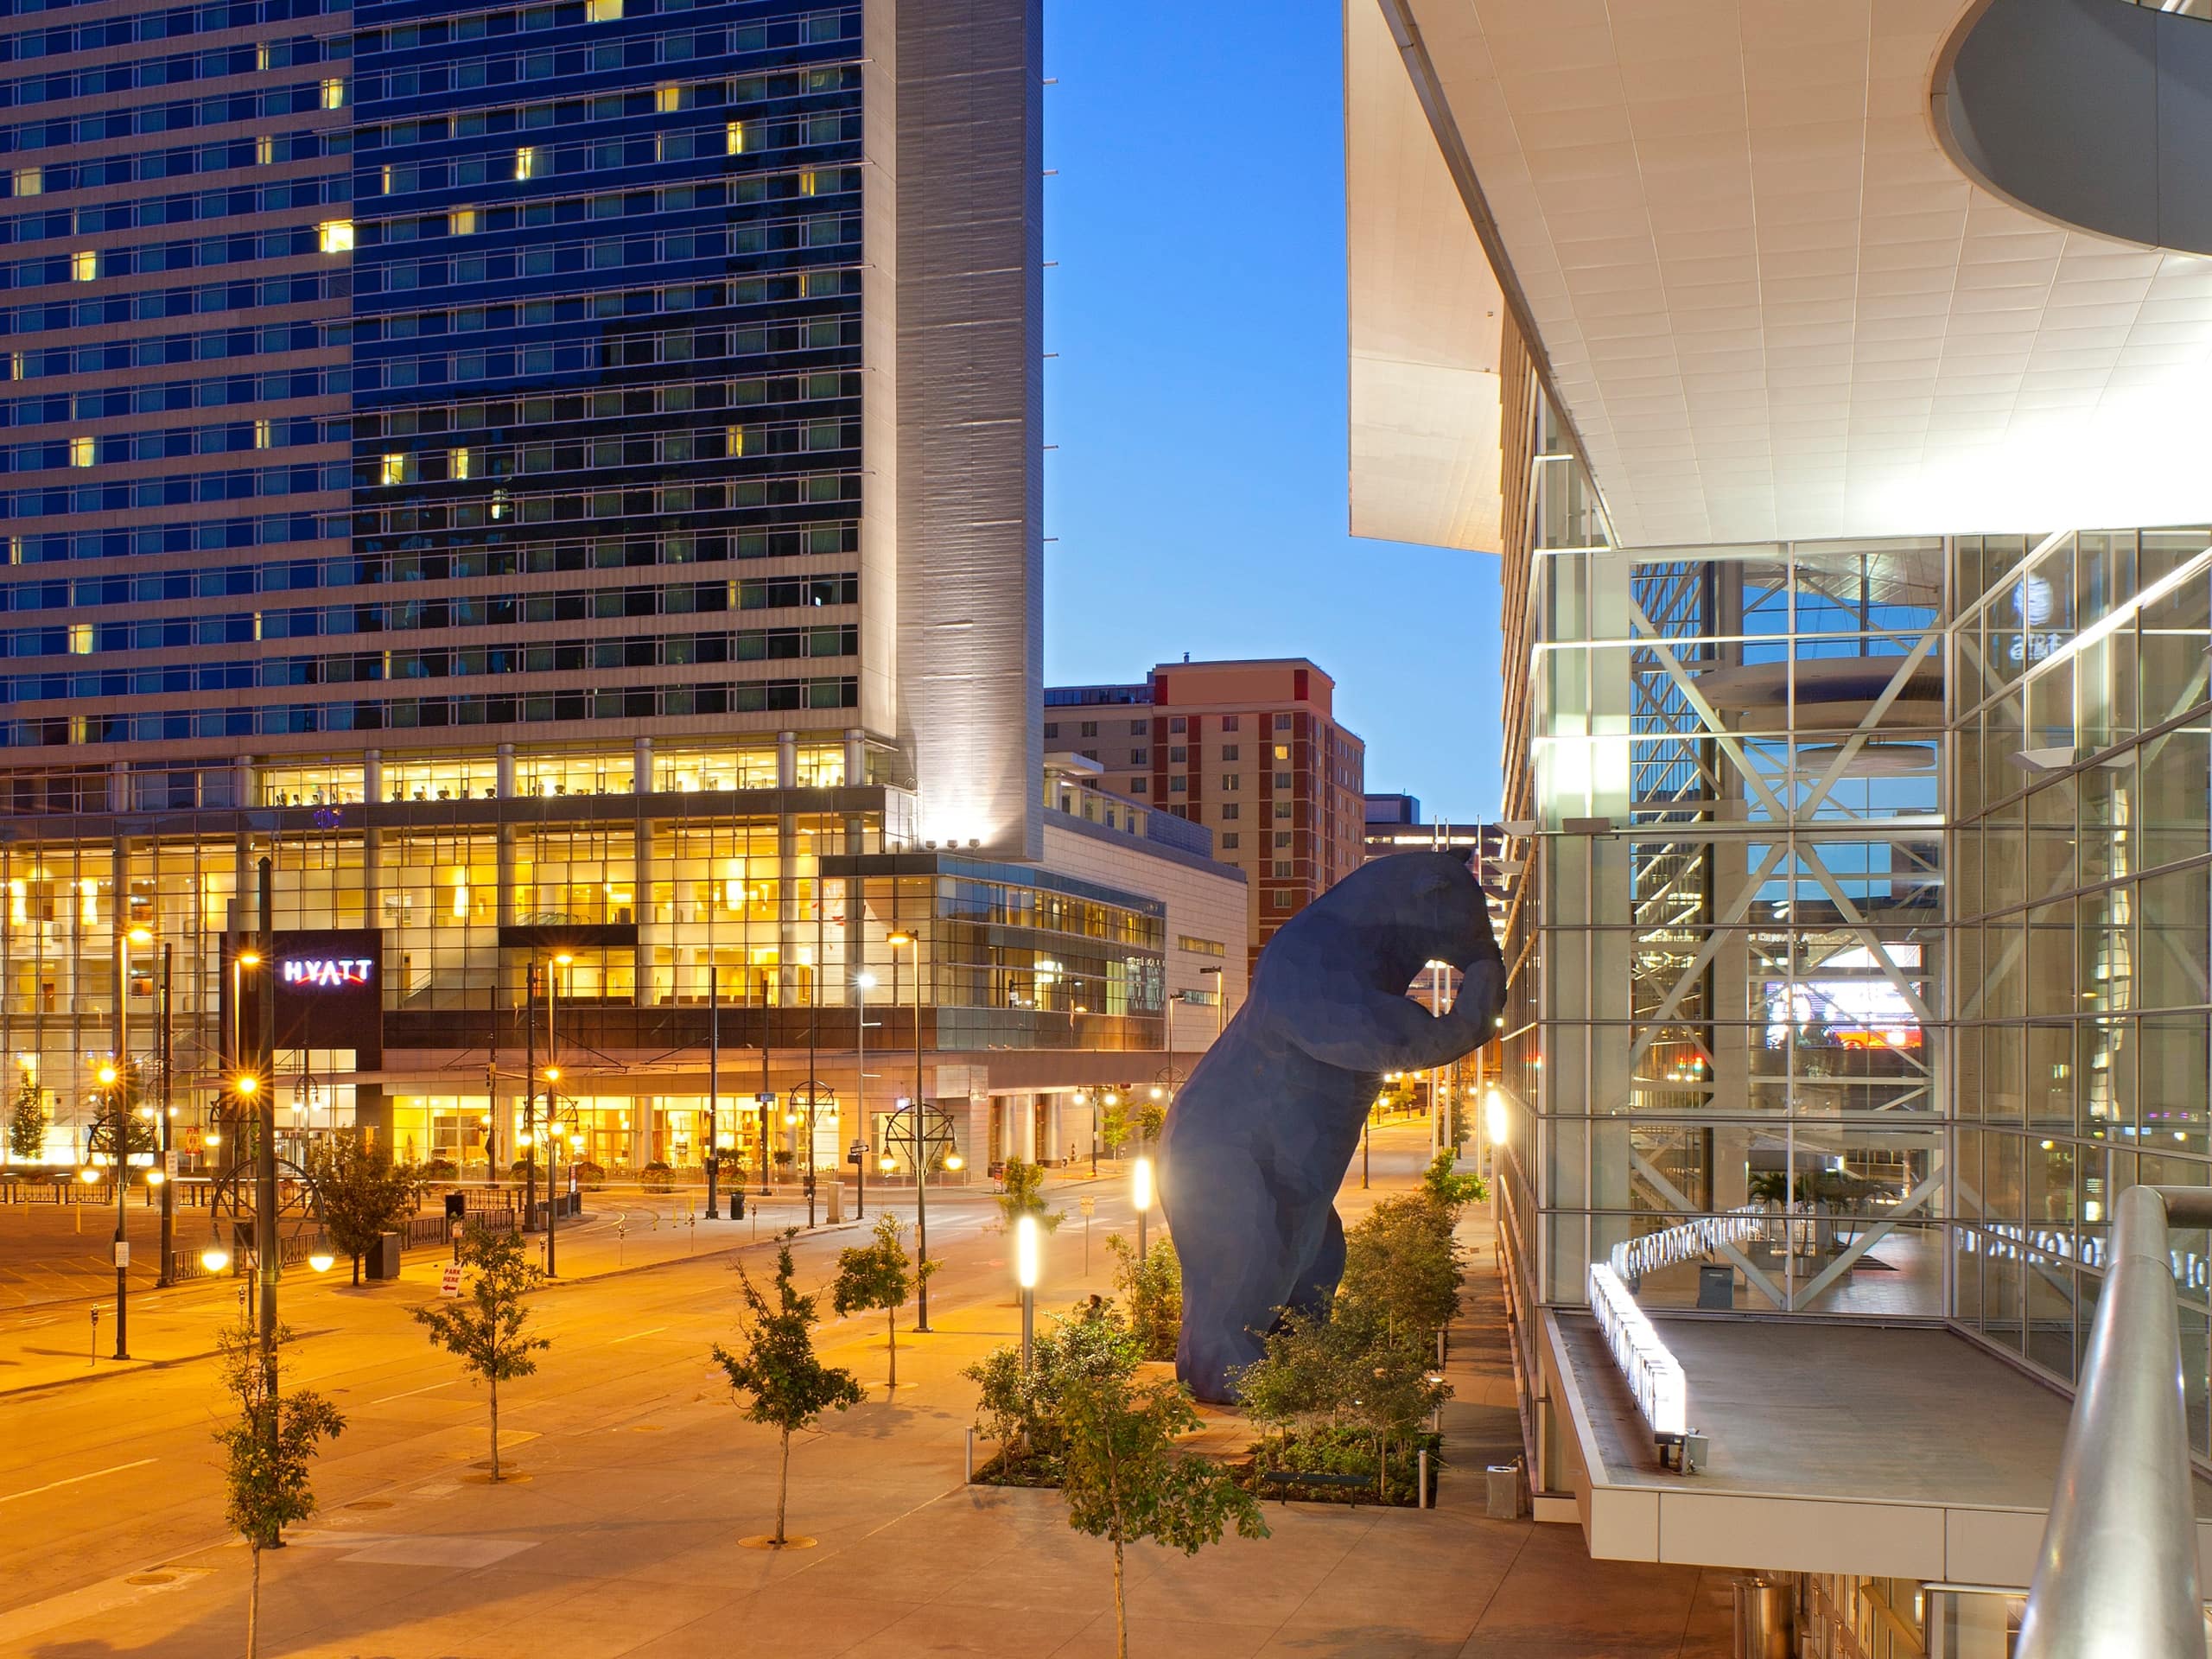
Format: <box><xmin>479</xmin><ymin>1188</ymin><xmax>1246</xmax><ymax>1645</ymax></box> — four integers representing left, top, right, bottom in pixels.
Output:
<box><xmin>0</xmin><ymin>1457</ymin><xmax>156</xmax><ymax>1508</ymax></box>
<box><xmin>609</xmin><ymin>1325</ymin><xmax>667</xmax><ymax>1344</ymax></box>
<box><xmin>366</xmin><ymin>1379</ymin><xmax>454</xmax><ymax>1405</ymax></box>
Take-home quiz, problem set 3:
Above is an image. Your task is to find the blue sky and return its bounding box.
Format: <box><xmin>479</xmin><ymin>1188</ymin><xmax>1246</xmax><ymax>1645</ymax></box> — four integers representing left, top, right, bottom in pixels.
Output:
<box><xmin>1039</xmin><ymin>0</ymin><xmax>1505</xmax><ymax>823</ymax></box>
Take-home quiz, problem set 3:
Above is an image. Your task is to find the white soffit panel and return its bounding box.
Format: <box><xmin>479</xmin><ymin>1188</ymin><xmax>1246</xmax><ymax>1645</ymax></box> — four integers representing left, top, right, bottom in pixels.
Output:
<box><xmin>1398</xmin><ymin>0</ymin><xmax>2212</xmax><ymax>548</ymax></box>
<box><xmin>1348</xmin><ymin>0</ymin><xmax>1507</xmax><ymax>555</ymax></box>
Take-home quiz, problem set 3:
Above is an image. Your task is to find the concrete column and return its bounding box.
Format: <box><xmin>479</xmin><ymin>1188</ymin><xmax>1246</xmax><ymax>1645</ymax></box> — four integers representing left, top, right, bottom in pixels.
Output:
<box><xmin>634</xmin><ymin>811</ymin><xmax>659</xmax><ymax>1001</ymax></box>
<box><xmin>495</xmin><ymin>823</ymin><xmax>516</xmax><ymax>931</ymax></box>
<box><xmin>232</xmin><ymin>754</ymin><xmax>255</xmax><ymax>810</ymax></box>
<box><xmin>776</xmin><ymin>809</ymin><xmax>798</xmax><ymax>1008</ymax></box>
<box><xmin>362</xmin><ymin>749</ymin><xmax>382</xmax><ymax>804</ymax></box>
<box><xmin>1017</xmin><ymin>1092</ymin><xmax>1038</xmax><ymax>1163</ymax></box>
<box><xmin>1044</xmin><ymin>1091</ymin><xmax>1064</xmax><ymax>1163</ymax></box>
<box><xmin>494</xmin><ymin>743</ymin><xmax>514</xmax><ymax>799</ymax></box>
<box><xmin>632</xmin><ymin>736</ymin><xmax>652</xmax><ymax>796</ymax></box>
<box><xmin>777</xmin><ymin>730</ymin><xmax>798</xmax><ymax>788</ymax></box>
<box><xmin>109</xmin><ymin>760</ymin><xmax>130</xmax><ymax>814</ymax></box>
<box><xmin>363</xmin><ymin>825</ymin><xmax>382</xmax><ymax>934</ymax></box>
<box><xmin>843</xmin><ymin>728</ymin><xmax>865</xmax><ymax>786</ymax></box>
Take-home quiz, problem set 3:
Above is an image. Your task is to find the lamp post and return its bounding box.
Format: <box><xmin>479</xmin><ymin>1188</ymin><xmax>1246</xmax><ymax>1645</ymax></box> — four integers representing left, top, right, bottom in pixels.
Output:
<box><xmin>887</xmin><ymin>928</ymin><xmax>931</xmax><ymax>1331</ymax></box>
<box><xmin>1133</xmin><ymin>1152</ymin><xmax>1154</xmax><ymax>1262</ymax></box>
<box><xmin>705</xmin><ymin>963</ymin><xmax>721</xmax><ymax>1220</ymax></box>
<box><xmin>1199</xmin><ymin>963</ymin><xmax>1224</xmax><ymax>1045</ymax></box>
<box><xmin>1015</xmin><ymin>1211</ymin><xmax>1040</xmax><ymax>1371</ymax></box>
<box><xmin>156</xmin><ymin>939</ymin><xmax>174</xmax><ymax>1287</ymax></box>
<box><xmin>855</xmin><ymin>969</ymin><xmax>874</xmax><ymax>1225</ymax></box>
<box><xmin>543</xmin><ymin>950</ymin><xmax>570</xmax><ymax>1276</ymax></box>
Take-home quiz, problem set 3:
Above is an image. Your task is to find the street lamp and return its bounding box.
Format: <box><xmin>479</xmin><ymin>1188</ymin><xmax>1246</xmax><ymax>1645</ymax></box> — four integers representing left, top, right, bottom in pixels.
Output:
<box><xmin>95</xmin><ymin>1058</ymin><xmax>132</xmax><ymax>1358</ymax></box>
<box><xmin>887</xmin><ymin>927</ymin><xmax>932</xmax><ymax>1331</ymax></box>
<box><xmin>849</xmin><ymin>969</ymin><xmax>875</xmax><ymax>1230</ymax></box>
<box><xmin>1015</xmin><ymin>1211</ymin><xmax>1041</xmax><ymax>1371</ymax></box>
<box><xmin>543</xmin><ymin>951</ymin><xmax>571</xmax><ymax>1276</ymax></box>
<box><xmin>1199</xmin><ymin>963</ymin><xmax>1224</xmax><ymax>1045</ymax></box>
<box><xmin>1133</xmin><ymin>1153</ymin><xmax>1154</xmax><ymax>1260</ymax></box>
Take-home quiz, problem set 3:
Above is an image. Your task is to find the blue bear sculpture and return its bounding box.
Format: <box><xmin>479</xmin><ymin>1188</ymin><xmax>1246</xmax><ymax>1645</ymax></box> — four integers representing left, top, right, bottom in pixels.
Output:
<box><xmin>1157</xmin><ymin>851</ymin><xmax>1504</xmax><ymax>1402</ymax></box>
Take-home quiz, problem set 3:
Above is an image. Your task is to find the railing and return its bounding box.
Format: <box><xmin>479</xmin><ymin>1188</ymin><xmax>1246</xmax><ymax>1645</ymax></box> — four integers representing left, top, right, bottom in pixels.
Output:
<box><xmin>2017</xmin><ymin>1185</ymin><xmax>2212</xmax><ymax>1659</ymax></box>
<box><xmin>2120</xmin><ymin>0</ymin><xmax>2212</xmax><ymax>16</ymax></box>
<box><xmin>1610</xmin><ymin>1205</ymin><xmax>1764</xmax><ymax>1284</ymax></box>
<box><xmin>1587</xmin><ymin>1262</ymin><xmax>1688</xmax><ymax>1440</ymax></box>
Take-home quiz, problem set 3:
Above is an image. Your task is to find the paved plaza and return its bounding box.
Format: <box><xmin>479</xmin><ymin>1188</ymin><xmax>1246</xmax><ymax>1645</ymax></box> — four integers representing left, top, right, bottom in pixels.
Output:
<box><xmin>0</xmin><ymin>1128</ymin><xmax>1733</xmax><ymax>1657</ymax></box>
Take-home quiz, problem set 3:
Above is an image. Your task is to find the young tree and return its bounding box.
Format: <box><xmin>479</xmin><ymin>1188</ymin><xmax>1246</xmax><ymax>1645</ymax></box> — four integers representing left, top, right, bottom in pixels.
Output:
<box><xmin>214</xmin><ymin>1320</ymin><xmax>345</xmax><ymax>1659</ymax></box>
<box><xmin>8</xmin><ymin>1071</ymin><xmax>45</xmax><ymax>1160</ymax></box>
<box><xmin>1420</xmin><ymin>1149</ymin><xmax>1488</xmax><ymax>1211</ymax></box>
<box><xmin>966</xmin><ymin>1300</ymin><xmax>1144</xmax><ymax>1478</ymax></box>
<box><xmin>412</xmin><ymin>1224</ymin><xmax>549</xmax><ymax>1482</ymax></box>
<box><xmin>830</xmin><ymin>1213</ymin><xmax>938</xmax><ymax>1392</ymax></box>
<box><xmin>1136</xmin><ymin>1095</ymin><xmax>1167</xmax><ymax>1145</ymax></box>
<box><xmin>1338</xmin><ymin>1194</ymin><xmax>1463</xmax><ymax>1342</ymax></box>
<box><xmin>1105</xmin><ymin>1233</ymin><xmax>1181</xmax><ymax>1363</ymax></box>
<box><xmin>711</xmin><ymin>1242</ymin><xmax>864</xmax><ymax>1546</ymax></box>
<box><xmin>996</xmin><ymin>1157</ymin><xmax>1065</xmax><ymax>1233</ymax></box>
<box><xmin>307</xmin><ymin>1137</ymin><xmax>425</xmax><ymax>1286</ymax></box>
<box><xmin>1058</xmin><ymin>1362</ymin><xmax>1268</xmax><ymax>1659</ymax></box>
<box><xmin>1096</xmin><ymin>1099</ymin><xmax>1135</xmax><ymax>1160</ymax></box>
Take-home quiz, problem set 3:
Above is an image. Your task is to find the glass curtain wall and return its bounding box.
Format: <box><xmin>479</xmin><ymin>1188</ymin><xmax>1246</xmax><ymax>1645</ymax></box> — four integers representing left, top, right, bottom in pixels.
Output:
<box><xmin>1950</xmin><ymin>525</ymin><xmax>2212</xmax><ymax>1446</ymax></box>
<box><xmin>1499</xmin><ymin>378</ymin><xmax>1948</xmax><ymax>1327</ymax></box>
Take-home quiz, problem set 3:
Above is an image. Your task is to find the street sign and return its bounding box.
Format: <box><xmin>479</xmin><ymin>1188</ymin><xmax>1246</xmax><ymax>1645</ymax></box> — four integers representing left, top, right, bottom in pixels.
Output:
<box><xmin>756</xmin><ymin>1092</ymin><xmax>776</xmax><ymax>1107</ymax></box>
<box><xmin>439</xmin><ymin>1263</ymin><xmax>464</xmax><ymax>1299</ymax></box>
<box><xmin>112</xmin><ymin>1241</ymin><xmax>130</xmax><ymax>1268</ymax></box>
<box><xmin>183</xmin><ymin>1127</ymin><xmax>205</xmax><ymax>1155</ymax></box>
<box><xmin>162</xmin><ymin>1148</ymin><xmax>179</xmax><ymax>1177</ymax></box>
<box><xmin>1078</xmin><ymin>1196</ymin><xmax>1096</xmax><ymax>1217</ymax></box>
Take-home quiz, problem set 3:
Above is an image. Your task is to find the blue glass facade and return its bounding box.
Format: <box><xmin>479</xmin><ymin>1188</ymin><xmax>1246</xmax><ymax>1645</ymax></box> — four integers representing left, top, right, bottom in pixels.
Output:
<box><xmin>348</xmin><ymin>0</ymin><xmax>864</xmax><ymax>731</ymax></box>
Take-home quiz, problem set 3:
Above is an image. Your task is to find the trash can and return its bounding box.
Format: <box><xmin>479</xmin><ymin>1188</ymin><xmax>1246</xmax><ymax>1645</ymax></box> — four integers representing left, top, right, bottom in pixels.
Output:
<box><xmin>367</xmin><ymin>1230</ymin><xmax>403</xmax><ymax>1281</ymax></box>
<box><xmin>1697</xmin><ymin>1264</ymin><xmax>1735</xmax><ymax>1309</ymax></box>
<box><xmin>1485</xmin><ymin>1462</ymin><xmax>1522</xmax><ymax>1520</ymax></box>
<box><xmin>1732</xmin><ymin>1575</ymin><xmax>1794</xmax><ymax>1659</ymax></box>
<box><xmin>729</xmin><ymin>1191</ymin><xmax>745</xmax><ymax>1220</ymax></box>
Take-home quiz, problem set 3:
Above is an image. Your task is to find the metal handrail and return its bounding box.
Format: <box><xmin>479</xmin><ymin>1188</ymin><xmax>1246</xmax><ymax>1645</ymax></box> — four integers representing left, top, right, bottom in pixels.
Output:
<box><xmin>2018</xmin><ymin>1184</ymin><xmax>2212</xmax><ymax>1658</ymax></box>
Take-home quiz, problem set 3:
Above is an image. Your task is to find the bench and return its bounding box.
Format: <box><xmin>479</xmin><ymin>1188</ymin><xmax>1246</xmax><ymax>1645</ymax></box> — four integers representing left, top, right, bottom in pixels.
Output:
<box><xmin>1259</xmin><ymin>1468</ymin><xmax>1375</xmax><ymax>1507</ymax></box>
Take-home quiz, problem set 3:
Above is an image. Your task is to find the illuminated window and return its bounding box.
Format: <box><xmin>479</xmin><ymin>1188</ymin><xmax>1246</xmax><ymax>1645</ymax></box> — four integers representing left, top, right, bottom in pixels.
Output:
<box><xmin>321</xmin><ymin>78</ymin><xmax>346</xmax><ymax>110</ymax></box>
<box><xmin>449</xmin><ymin>209</ymin><xmax>479</xmax><ymax>235</ymax></box>
<box><xmin>68</xmin><ymin>435</ymin><xmax>93</xmax><ymax>467</ymax></box>
<box><xmin>798</xmin><ymin>170</ymin><xmax>819</xmax><ymax>197</ymax></box>
<box><xmin>379</xmin><ymin>453</ymin><xmax>410</xmax><ymax>486</ymax></box>
<box><xmin>6</xmin><ymin>353</ymin><xmax>20</xmax><ymax>381</ymax></box>
<box><xmin>726</xmin><ymin>427</ymin><xmax>747</xmax><ymax>456</ymax></box>
<box><xmin>257</xmin><ymin>136</ymin><xmax>276</xmax><ymax>165</ymax></box>
<box><xmin>655</xmin><ymin>84</ymin><xmax>680</xmax><ymax>113</ymax></box>
<box><xmin>253</xmin><ymin>420</ymin><xmax>272</xmax><ymax>449</ymax></box>
<box><xmin>319</xmin><ymin>219</ymin><xmax>353</xmax><ymax>254</ymax></box>
<box><xmin>71</xmin><ymin>250</ymin><xmax>96</xmax><ymax>282</ymax></box>
<box><xmin>10</xmin><ymin>166</ymin><xmax>39</xmax><ymax>196</ymax></box>
<box><xmin>379</xmin><ymin>165</ymin><xmax>395</xmax><ymax>194</ymax></box>
<box><xmin>725</xmin><ymin>120</ymin><xmax>747</xmax><ymax>155</ymax></box>
<box><xmin>451</xmin><ymin>447</ymin><xmax>471</xmax><ymax>480</ymax></box>
<box><xmin>586</xmin><ymin>0</ymin><xmax>621</xmax><ymax>17</ymax></box>
<box><xmin>515</xmin><ymin>146</ymin><xmax>539</xmax><ymax>181</ymax></box>
<box><xmin>68</xmin><ymin>623</ymin><xmax>92</xmax><ymax>655</ymax></box>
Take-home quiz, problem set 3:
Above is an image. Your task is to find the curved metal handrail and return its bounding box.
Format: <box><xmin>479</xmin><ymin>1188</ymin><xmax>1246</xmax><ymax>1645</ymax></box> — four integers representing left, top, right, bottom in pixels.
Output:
<box><xmin>2017</xmin><ymin>1185</ymin><xmax>2212</xmax><ymax>1658</ymax></box>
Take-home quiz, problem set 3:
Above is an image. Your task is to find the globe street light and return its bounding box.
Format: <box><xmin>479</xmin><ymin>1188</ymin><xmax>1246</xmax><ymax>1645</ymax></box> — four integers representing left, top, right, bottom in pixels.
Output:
<box><xmin>1015</xmin><ymin>1211</ymin><xmax>1041</xmax><ymax>1371</ymax></box>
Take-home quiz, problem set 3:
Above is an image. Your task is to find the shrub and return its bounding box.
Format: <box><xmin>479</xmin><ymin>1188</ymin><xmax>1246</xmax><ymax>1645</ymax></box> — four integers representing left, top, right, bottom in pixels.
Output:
<box><xmin>1338</xmin><ymin>1194</ymin><xmax>1462</xmax><ymax>1341</ymax></box>
<box><xmin>570</xmin><ymin>1159</ymin><xmax>607</xmax><ymax>1186</ymax></box>
<box><xmin>1420</xmin><ymin>1150</ymin><xmax>1488</xmax><ymax>1211</ymax></box>
<box><xmin>995</xmin><ymin>1158</ymin><xmax>1064</xmax><ymax>1233</ymax></box>
<box><xmin>965</xmin><ymin>1300</ymin><xmax>1142</xmax><ymax>1484</ymax></box>
<box><xmin>422</xmin><ymin>1157</ymin><xmax>459</xmax><ymax>1182</ymax></box>
<box><xmin>1106</xmin><ymin>1233</ymin><xmax>1181</xmax><ymax>1362</ymax></box>
<box><xmin>641</xmin><ymin>1160</ymin><xmax>674</xmax><ymax>1192</ymax></box>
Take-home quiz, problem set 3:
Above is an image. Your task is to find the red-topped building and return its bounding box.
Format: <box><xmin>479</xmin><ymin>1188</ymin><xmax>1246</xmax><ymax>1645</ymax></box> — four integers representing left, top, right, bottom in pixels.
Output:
<box><xmin>1046</xmin><ymin>658</ymin><xmax>1364</xmax><ymax>976</ymax></box>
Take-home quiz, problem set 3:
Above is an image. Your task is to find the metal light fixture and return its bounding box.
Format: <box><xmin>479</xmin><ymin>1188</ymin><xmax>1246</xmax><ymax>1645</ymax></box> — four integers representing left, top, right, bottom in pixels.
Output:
<box><xmin>1015</xmin><ymin>1212</ymin><xmax>1041</xmax><ymax>1370</ymax></box>
<box><xmin>308</xmin><ymin>1250</ymin><xmax>335</xmax><ymax>1274</ymax></box>
<box><xmin>200</xmin><ymin>1242</ymin><xmax>231</xmax><ymax>1273</ymax></box>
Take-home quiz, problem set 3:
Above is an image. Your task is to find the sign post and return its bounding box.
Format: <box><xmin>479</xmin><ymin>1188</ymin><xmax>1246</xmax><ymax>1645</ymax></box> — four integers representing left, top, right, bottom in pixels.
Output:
<box><xmin>1078</xmin><ymin>1194</ymin><xmax>1096</xmax><ymax>1274</ymax></box>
